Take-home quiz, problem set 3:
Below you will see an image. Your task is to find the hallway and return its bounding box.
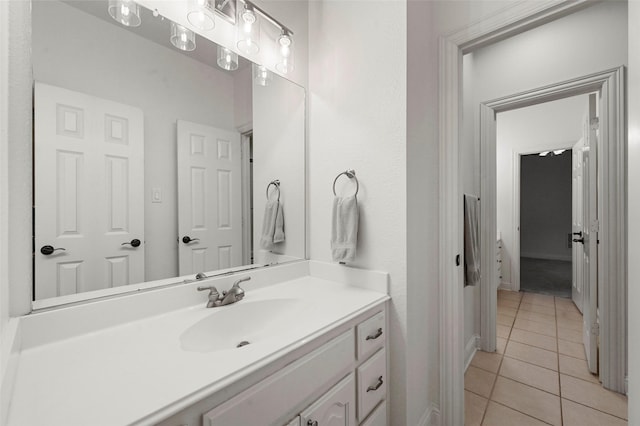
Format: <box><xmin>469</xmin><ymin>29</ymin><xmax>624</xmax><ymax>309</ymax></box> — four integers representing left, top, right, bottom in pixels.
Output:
<box><xmin>464</xmin><ymin>291</ymin><xmax>628</xmax><ymax>425</ymax></box>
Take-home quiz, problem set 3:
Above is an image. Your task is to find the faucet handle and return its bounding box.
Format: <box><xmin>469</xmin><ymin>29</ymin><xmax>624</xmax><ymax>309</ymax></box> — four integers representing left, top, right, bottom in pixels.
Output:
<box><xmin>197</xmin><ymin>285</ymin><xmax>218</xmax><ymax>292</ymax></box>
<box><xmin>232</xmin><ymin>276</ymin><xmax>251</xmax><ymax>287</ymax></box>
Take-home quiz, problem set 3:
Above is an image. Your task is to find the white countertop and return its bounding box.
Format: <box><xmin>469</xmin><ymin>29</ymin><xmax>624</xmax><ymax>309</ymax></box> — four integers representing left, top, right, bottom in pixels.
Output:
<box><xmin>7</xmin><ymin>272</ymin><xmax>388</xmax><ymax>426</ymax></box>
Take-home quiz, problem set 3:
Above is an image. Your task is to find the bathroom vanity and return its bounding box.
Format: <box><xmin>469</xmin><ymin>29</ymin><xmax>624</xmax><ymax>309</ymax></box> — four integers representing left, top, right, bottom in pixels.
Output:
<box><xmin>4</xmin><ymin>261</ymin><xmax>389</xmax><ymax>425</ymax></box>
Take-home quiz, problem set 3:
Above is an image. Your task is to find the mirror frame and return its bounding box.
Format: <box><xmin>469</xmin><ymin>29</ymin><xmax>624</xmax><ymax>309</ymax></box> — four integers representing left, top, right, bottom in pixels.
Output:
<box><xmin>26</xmin><ymin>0</ymin><xmax>308</xmax><ymax>312</ymax></box>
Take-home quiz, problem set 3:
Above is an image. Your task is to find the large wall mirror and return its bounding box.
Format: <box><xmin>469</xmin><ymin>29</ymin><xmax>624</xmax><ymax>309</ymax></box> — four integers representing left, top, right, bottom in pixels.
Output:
<box><xmin>31</xmin><ymin>0</ymin><xmax>306</xmax><ymax>304</ymax></box>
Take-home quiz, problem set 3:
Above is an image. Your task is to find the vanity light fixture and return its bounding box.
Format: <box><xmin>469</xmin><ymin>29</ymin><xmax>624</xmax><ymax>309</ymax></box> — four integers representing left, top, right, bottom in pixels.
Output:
<box><xmin>275</xmin><ymin>29</ymin><xmax>294</xmax><ymax>74</ymax></box>
<box><xmin>108</xmin><ymin>0</ymin><xmax>141</xmax><ymax>27</ymax></box>
<box><xmin>170</xmin><ymin>22</ymin><xmax>196</xmax><ymax>52</ymax></box>
<box><xmin>253</xmin><ymin>64</ymin><xmax>272</xmax><ymax>86</ymax></box>
<box><xmin>187</xmin><ymin>0</ymin><xmax>215</xmax><ymax>31</ymax></box>
<box><xmin>237</xmin><ymin>1</ymin><xmax>260</xmax><ymax>55</ymax></box>
<box><xmin>217</xmin><ymin>46</ymin><xmax>239</xmax><ymax>71</ymax></box>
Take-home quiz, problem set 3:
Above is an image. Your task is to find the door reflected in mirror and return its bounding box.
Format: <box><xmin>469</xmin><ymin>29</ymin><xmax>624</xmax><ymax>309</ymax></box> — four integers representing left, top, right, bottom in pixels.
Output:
<box><xmin>32</xmin><ymin>0</ymin><xmax>305</xmax><ymax>303</ymax></box>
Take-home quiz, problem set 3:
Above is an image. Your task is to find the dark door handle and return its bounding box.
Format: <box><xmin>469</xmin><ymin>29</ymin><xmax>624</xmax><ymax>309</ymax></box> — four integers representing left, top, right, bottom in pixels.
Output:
<box><xmin>121</xmin><ymin>239</ymin><xmax>141</xmax><ymax>248</ymax></box>
<box><xmin>573</xmin><ymin>231</ymin><xmax>583</xmax><ymax>237</ymax></box>
<box><xmin>573</xmin><ymin>237</ymin><xmax>584</xmax><ymax>244</ymax></box>
<box><xmin>40</xmin><ymin>245</ymin><xmax>66</xmax><ymax>255</ymax></box>
<box><xmin>182</xmin><ymin>236</ymin><xmax>200</xmax><ymax>244</ymax></box>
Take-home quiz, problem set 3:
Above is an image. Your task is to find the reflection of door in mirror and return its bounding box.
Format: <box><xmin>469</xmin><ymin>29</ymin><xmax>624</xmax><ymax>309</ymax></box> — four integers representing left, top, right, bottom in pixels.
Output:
<box><xmin>34</xmin><ymin>83</ymin><xmax>145</xmax><ymax>299</ymax></box>
<box><xmin>177</xmin><ymin>120</ymin><xmax>243</xmax><ymax>275</ymax></box>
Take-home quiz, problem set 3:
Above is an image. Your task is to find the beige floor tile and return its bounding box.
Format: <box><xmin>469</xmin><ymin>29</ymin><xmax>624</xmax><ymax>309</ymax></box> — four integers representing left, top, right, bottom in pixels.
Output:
<box><xmin>498</xmin><ymin>299</ymin><xmax>520</xmax><ymax>310</ymax></box>
<box><xmin>513</xmin><ymin>318</ymin><xmax>557</xmax><ymax>337</ymax></box>
<box><xmin>465</xmin><ymin>365</ymin><xmax>497</xmax><ymax>398</ymax></box>
<box><xmin>497</xmin><ymin>306</ymin><xmax>517</xmax><ymax>318</ymax></box>
<box><xmin>516</xmin><ymin>310</ymin><xmax>556</xmax><ymax>325</ymax></box>
<box><xmin>519</xmin><ymin>302</ymin><xmax>556</xmax><ymax>316</ymax></box>
<box><xmin>559</xmin><ymin>318</ymin><xmax>582</xmax><ymax>331</ymax></box>
<box><xmin>498</xmin><ymin>290</ymin><xmax>522</xmax><ymax>302</ymax></box>
<box><xmin>504</xmin><ymin>341</ymin><xmax>557</xmax><ymax>371</ymax></box>
<box><xmin>562</xmin><ymin>398</ymin><xmax>627</xmax><ymax>426</ymax></box>
<box><xmin>509</xmin><ymin>328</ymin><xmax>557</xmax><ymax>352</ymax></box>
<box><xmin>465</xmin><ymin>390</ymin><xmax>488</xmax><ymax>426</ymax></box>
<box><xmin>497</xmin><ymin>314</ymin><xmax>514</xmax><ymax>327</ymax></box>
<box><xmin>482</xmin><ymin>401</ymin><xmax>549</xmax><ymax>426</ymax></box>
<box><xmin>554</xmin><ymin>296</ymin><xmax>575</xmax><ymax>307</ymax></box>
<box><xmin>558</xmin><ymin>339</ymin><xmax>586</xmax><ymax>360</ymax></box>
<box><xmin>561</xmin><ymin>374</ymin><xmax>628</xmax><ymax>419</ymax></box>
<box><xmin>521</xmin><ymin>293</ymin><xmax>555</xmax><ymax>306</ymax></box>
<box><xmin>471</xmin><ymin>350</ymin><xmax>503</xmax><ymax>374</ymax></box>
<box><xmin>496</xmin><ymin>337</ymin><xmax>507</xmax><ymax>354</ymax></box>
<box><xmin>557</xmin><ymin>326</ymin><xmax>582</xmax><ymax>343</ymax></box>
<box><xmin>497</xmin><ymin>324</ymin><xmax>512</xmax><ymax>339</ymax></box>
<box><xmin>558</xmin><ymin>354</ymin><xmax>599</xmax><ymax>384</ymax></box>
<box><xmin>499</xmin><ymin>357</ymin><xmax>559</xmax><ymax>395</ymax></box>
<box><xmin>491</xmin><ymin>376</ymin><xmax>561</xmax><ymax>426</ymax></box>
<box><xmin>557</xmin><ymin>309</ymin><xmax>582</xmax><ymax>322</ymax></box>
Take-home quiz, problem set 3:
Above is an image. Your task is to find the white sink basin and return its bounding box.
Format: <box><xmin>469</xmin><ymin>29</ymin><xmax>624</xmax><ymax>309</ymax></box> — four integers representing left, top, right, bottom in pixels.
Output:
<box><xmin>180</xmin><ymin>298</ymin><xmax>310</xmax><ymax>353</ymax></box>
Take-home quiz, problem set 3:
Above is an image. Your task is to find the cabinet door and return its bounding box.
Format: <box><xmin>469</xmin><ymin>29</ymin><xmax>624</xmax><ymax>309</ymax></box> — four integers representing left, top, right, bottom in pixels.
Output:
<box><xmin>300</xmin><ymin>374</ymin><xmax>356</xmax><ymax>426</ymax></box>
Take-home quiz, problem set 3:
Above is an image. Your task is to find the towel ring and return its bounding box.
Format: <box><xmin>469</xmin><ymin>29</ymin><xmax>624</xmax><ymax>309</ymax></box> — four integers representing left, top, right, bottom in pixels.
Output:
<box><xmin>266</xmin><ymin>180</ymin><xmax>281</xmax><ymax>202</ymax></box>
<box><xmin>333</xmin><ymin>169</ymin><xmax>359</xmax><ymax>197</ymax></box>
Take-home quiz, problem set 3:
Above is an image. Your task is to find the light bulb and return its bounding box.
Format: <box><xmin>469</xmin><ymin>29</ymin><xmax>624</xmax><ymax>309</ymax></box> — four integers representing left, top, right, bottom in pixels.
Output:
<box><xmin>108</xmin><ymin>0</ymin><xmax>141</xmax><ymax>27</ymax></box>
<box><xmin>237</xmin><ymin>4</ymin><xmax>260</xmax><ymax>54</ymax></box>
<box><xmin>170</xmin><ymin>22</ymin><xmax>196</xmax><ymax>51</ymax></box>
<box><xmin>217</xmin><ymin>46</ymin><xmax>238</xmax><ymax>71</ymax></box>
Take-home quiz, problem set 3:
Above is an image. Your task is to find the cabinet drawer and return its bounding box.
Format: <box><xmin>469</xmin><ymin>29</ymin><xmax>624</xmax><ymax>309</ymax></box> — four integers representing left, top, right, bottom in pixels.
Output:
<box><xmin>357</xmin><ymin>349</ymin><xmax>386</xmax><ymax>421</ymax></box>
<box><xmin>360</xmin><ymin>401</ymin><xmax>387</xmax><ymax>426</ymax></box>
<box><xmin>357</xmin><ymin>310</ymin><xmax>385</xmax><ymax>360</ymax></box>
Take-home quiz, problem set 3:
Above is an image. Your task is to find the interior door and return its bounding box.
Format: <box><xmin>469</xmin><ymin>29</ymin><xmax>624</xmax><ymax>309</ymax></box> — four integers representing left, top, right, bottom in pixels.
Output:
<box><xmin>581</xmin><ymin>93</ymin><xmax>599</xmax><ymax>374</ymax></box>
<box><xmin>571</xmin><ymin>138</ymin><xmax>585</xmax><ymax>313</ymax></box>
<box><xmin>34</xmin><ymin>82</ymin><xmax>144</xmax><ymax>299</ymax></box>
<box><xmin>177</xmin><ymin>120</ymin><xmax>242</xmax><ymax>275</ymax></box>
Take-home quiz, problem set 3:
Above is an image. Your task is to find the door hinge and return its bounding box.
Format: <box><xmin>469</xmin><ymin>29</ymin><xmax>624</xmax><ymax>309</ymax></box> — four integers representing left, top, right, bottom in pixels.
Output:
<box><xmin>591</xmin><ymin>219</ymin><xmax>599</xmax><ymax>233</ymax></box>
<box><xmin>591</xmin><ymin>323</ymin><xmax>600</xmax><ymax>336</ymax></box>
<box><xmin>590</xmin><ymin>117</ymin><xmax>600</xmax><ymax>130</ymax></box>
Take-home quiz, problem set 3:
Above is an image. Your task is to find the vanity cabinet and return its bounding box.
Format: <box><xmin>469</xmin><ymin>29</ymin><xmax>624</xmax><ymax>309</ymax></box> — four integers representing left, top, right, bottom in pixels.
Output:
<box><xmin>158</xmin><ymin>304</ymin><xmax>388</xmax><ymax>426</ymax></box>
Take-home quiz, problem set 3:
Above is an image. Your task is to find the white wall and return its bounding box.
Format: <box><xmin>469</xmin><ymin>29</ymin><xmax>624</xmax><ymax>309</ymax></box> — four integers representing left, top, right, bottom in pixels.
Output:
<box><xmin>253</xmin><ymin>74</ymin><xmax>305</xmax><ymax>263</ymax></box>
<box><xmin>462</xmin><ymin>1</ymin><xmax>627</xmax><ymax>347</ymax></box>
<box><xmin>520</xmin><ymin>152</ymin><xmax>572</xmax><ymax>261</ymax></box>
<box><xmin>627</xmin><ymin>1</ymin><xmax>640</xmax><ymax>421</ymax></box>
<box><xmin>496</xmin><ymin>96</ymin><xmax>586</xmax><ymax>287</ymax></box>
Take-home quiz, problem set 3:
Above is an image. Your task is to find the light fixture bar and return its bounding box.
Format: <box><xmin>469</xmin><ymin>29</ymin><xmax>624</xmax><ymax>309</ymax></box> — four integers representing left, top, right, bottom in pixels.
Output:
<box><xmin>242</xmin><ymin>0</ymin><xmax>293</xmax><ymax>36</ymax></box>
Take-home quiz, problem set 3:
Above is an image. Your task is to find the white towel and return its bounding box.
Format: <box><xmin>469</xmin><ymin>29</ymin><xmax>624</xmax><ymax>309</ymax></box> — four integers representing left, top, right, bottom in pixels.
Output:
<box><xmin>464</xmin><ymin>194</ymin><xmax>480</xmax><ymax>286</ymax></box>
<box><xmin>260</xmin><ymin>200</ymin><xmax>285</xmax><ymax>250</ymax></box>
<box><xmin>331</xmin><ymin>195</ymin><xmax>359</xmax><ymax>263</ymax></box>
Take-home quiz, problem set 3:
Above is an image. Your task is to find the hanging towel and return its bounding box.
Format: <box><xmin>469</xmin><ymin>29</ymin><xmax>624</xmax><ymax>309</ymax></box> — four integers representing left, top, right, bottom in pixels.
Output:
<box><xmin>331</xmin><ymin>195</ymin><xmax>359</xmax><ymax>263</ymax></box>
<box><xmin>260</xmin><ymin>200</ymin><xmax>285</xmax><ymax>250</ymax></box>
<box><xmin>464</xmin><ymin>194</ymin><xmax>481</xmax><ymax>286</ymax></box>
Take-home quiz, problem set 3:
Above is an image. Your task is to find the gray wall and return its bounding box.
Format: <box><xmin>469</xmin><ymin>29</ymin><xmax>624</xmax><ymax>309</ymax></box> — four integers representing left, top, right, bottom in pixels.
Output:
<box><xmin>520</xmin><ymin>152</ymin><xmax>572</xmax><ymax>261</ymax></box>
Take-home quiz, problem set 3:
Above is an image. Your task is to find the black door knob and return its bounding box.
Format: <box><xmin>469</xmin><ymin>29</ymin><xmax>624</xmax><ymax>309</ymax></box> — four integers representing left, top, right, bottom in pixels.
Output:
<box><xmin>121</xmin><ymin>239</ymin><xmax>141</xmax><ymax>248</ymax></box>
<box><xmin>573</xmin><ymin>231</ymin><xmax>583</xmax><ymax>237</ymax></box>
<box><xmin>573</xmin><ymin>237</ymin><xmax>585</xmax><ymax>244</ymax></box>
<box><xmin>40</xmin><ymin>245</ymin><xmax>66</xmax><ymax>255</ymax></box>
<box><xmin>182</xmin><ymin>236</ymin><xmax>200</xmax><ymax>244</ymax></box>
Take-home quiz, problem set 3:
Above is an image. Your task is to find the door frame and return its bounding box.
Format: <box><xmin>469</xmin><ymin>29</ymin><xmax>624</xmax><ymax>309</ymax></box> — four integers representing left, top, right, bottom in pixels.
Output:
<box><xmin>240</xmin><ymin>131</ymin><xmax>253</xmax><ymax>265</ymax></box>
<box><xmin>511</xmin><ymin>142</ymin><xmax>576</xmax><ymax>293</ymax></box>
<box><xmin>438</xmin><ymin>1</ymin><xmax>625</xmax><ymax>423</ymax></box>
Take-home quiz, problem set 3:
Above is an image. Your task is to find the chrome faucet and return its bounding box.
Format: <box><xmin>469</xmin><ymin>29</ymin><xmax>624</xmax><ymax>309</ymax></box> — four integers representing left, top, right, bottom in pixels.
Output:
<box><xmin>197</xmin><ymin>276</ymin><xmax>251</xmax><ymax>308</ymax></box>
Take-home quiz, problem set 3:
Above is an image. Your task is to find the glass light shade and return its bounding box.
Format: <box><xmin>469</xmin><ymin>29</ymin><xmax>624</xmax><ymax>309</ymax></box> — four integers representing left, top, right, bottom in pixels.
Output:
<box><xmin>170</xmin><ymin>22</ymin><xmax>196</xmax><ymax>52</ymax></box>
<box><xmin>275</xmin><ymin>32</ymin><xmax>294</xmax><ymax>74</ymax></box>
<box><xmin>236</xmin><ymin>5</ymin><xmax>260</xmax><ymax>55</ymax></box>
<box><xmin>108</xmin><ymin>0</ymin><xmax>141</xmax><ymax>27</ymax></box>
<box><xmin>217</xmin><ymin>46</ymin><xmax>239</xmax><ymax>71</ymax></box>
<box><xmin>187</xmin><ymin>0</ymin><xmax>215</xmax><ymax>31</ymax></box>
<box><xmin>253</xmin><ymin>64</ymin><xmax>272</xmax><ymax>86</ymax></box>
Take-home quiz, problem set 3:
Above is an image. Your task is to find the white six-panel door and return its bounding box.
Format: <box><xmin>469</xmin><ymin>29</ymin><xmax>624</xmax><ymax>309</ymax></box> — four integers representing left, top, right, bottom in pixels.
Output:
<box><xmin>582</xmin><ymin>93</ymin><xmax>599</xmax><ymax>374</ymax></box>
<box><xmin>177</xmin><ymin>120</ymin><xmax>242</xmax><ymax>276</ymax></box>
<box><xmin>571</xmin><ymin>137</ymin><xmax>585</xmax><ymax>314</ymax></box>
<box><xmin>34</xmin><ymin>83</ymin><xmax>144</xmax><ymax>299</ymax></box>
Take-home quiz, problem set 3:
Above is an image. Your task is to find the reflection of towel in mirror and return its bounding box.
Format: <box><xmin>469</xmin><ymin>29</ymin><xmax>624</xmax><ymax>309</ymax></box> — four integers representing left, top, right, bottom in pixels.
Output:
<box><xmin>260</xmin><ymin>200</ymin><xmax>285</xmax><ymax>250</ymax></box>
<box><xmin>331</xmin><ymin>195</ymin><xmax>359</xmax><ymax>263</ymax></box>
<box><xmin>464</xmin><ymin>194</ymin><xmax>480</xmax><ymax>286</ymax></box>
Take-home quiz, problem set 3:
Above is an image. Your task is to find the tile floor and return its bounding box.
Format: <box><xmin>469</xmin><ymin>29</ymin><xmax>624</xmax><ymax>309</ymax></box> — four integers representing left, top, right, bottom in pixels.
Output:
<box><xmin>465</xmin><ymin>291</ymin><xmax>628</xmax><ymax>426</ymax></box>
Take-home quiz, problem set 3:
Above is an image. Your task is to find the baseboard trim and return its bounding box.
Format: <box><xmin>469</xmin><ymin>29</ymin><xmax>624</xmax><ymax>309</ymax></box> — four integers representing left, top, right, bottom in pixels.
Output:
<box><xmin>625</xmin><ymin>375</ymin><xmax>629</xmax><ymax>395</ymax></box>
<box><xmin>498</xmin><ymin>281</ymin><xmax>512</xmax><ymax>291</ymax></box>
<box><xmin>418</xmin><ymin>403</ymin><xmax>441</xmax><ymax>426</ymax></box>
<box><xmin>465</xmin><ymin>334</ymin><xmax>480</xmax><ymax>372</ymax></box>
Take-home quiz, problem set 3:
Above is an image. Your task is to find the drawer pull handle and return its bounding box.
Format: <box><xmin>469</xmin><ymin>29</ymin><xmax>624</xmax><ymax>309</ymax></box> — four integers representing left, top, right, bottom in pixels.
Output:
<box><xmin>307</xmin><ymin>420</ymin><xmax>318</xmax><ymax>426</ymax></box>
<box><xmin>366</xmin><ymin>328</ymin><xmax>383</xmax><ymax>341</ymax></box>
<box><xmin>367</xmin><ymin>376</ymin><xmax>384</xmax><ymax>392</ymax></box>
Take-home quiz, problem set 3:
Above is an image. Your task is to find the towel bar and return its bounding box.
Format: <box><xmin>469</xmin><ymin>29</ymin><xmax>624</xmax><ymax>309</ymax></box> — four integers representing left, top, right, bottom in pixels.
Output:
<box><xmin>266</xmin><ymin>179</ymin><xmax>281</xmax><ymax>201</ymax></box>
<box><xmin>333</xmin><ymin>169</ymin><xmax>359</xmax><ymax>197</ymax></box>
